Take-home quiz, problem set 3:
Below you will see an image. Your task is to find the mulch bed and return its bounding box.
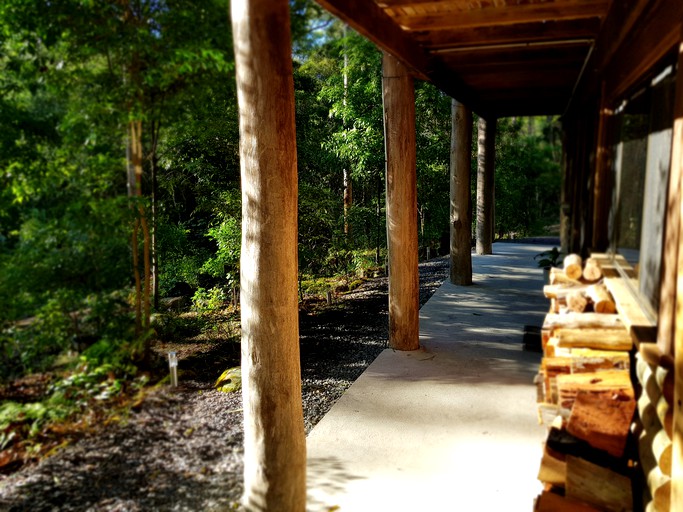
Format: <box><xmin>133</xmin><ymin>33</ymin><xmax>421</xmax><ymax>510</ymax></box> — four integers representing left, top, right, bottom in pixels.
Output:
<box><xmin>0</xmin><ymin>257</ymin><xmax>449</xmax><ymax>511</ymax></box>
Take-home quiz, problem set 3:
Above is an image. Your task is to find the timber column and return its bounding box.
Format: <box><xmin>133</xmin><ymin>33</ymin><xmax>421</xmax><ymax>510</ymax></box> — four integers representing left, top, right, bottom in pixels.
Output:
<box><xmin>382</xmin><ymin>52</ymin><xmax>419</xmax><ymax>351</ymax></box>
<box><xmin>450</xmin><ymin>99</ymin><xmax>473</xmax><ymax>285</ymax></box>
<box><xmin>231</xmin><ymin>0</ymin><xmax>306</xmax><ymax>510</ymax></box>
<box><xmin>476</xmin><ymin>116</ymin><xmax>496</xmax><ymax>255</ymax></box>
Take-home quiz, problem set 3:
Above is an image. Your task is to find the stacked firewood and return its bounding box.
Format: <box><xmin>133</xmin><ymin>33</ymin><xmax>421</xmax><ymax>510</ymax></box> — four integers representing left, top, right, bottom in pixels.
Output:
<box><xmin>534</xmin><ymin>254</ymin><xmax>636</xmax><ymax>512</ymax></box>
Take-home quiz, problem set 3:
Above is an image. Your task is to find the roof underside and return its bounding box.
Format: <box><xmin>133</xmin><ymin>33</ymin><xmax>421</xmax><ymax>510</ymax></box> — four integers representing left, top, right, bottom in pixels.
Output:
<box><xmin>316</xmin><ymin>0</ymin><xmax>614</xmax><ymax>118</ymax></box>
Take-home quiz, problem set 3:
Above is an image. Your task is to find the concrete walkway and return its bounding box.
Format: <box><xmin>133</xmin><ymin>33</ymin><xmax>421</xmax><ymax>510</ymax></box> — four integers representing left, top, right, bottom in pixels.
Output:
<box><xmin>306</xmin><ymin>243</ymin><xmax>552</xmax><ymax>512</ymax></box>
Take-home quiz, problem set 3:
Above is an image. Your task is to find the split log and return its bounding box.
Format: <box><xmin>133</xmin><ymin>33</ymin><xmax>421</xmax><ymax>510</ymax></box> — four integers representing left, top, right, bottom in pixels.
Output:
<box><xmin>545</xmin><ymin>337</ymin><xmax>572</xmax><ymax>358</ymax></box>
<box><xmin>544</xmin><ymin>283</ymin><xmax>590</xmax><ymax>299</ymax></box>
<box><xmin>556</xmin><ymin>370</ymin><xmax>633</xmax><ymax>412</ymax></box>
<box><xmin>534</xmin><ymin>372</ymin><xmax>545</xmax><ymax>403</ymax></box>
<box><xmin>586</xmin><ymin>284</ymin><xmax>616</xmax><ymax>314</ymax></box>
<box><xmin>565</xmin><ymin>456</ymin><xmax>632</xmax><ymax>512</ymax></box>
<box><xmin>550</xmin><ymin>267</ymin><xmax>582</xmax><ymax>286</ymax></box>
<box><xmin>543</xmin><ymin>357</ymin><xmax>571</xmax><ymax>403</ymax></box>
<box><xmin>554</xmin><ymin>328</ymin><xmax>632</xmax><ymax>351</ymax></box>
<box><xmin>582</xmin><ymin>257</ymin><xmax>603</xmax><ymax>282</ymax></box>
<box><xmin>566</xmin><ymin>389</ymin><xmax>636</xmax><ymax>458</ymax></box>
<box><xmin>566</xmin><ymin>291</ymin><xmax>588</xmax><ymax>313</ymax></box>
<box><xmin>535</xmin><ymin>490</ymin><xmax>602</xmax><ymax>512</ymax></box>
<box><xmin>547</xmin><ymin>426</ymin><xmax>624</xmax><ymax>470</ymax></box>
<box><xmin>537</xmin><ymin>402</ymin><xmax>561</xmax><ymax>425</ymax></box>
<box><xmin>564</xmin><ymin>254</ymin><xmax>583</xmax><ymax>280</ymax></box>
<box><xmin>570</xmin><ymin>349</ymin><xmax>630</xmax><ymax>373</ymax></box>
<box><xmin>543</xmin><ymin>313</ymin><xmax>624</xmax><ymax>331</ymax></box>
<box><xmin>537</xmin><ymin>443</ymin><xmax>567</xmax><ymax>487</ymax></box>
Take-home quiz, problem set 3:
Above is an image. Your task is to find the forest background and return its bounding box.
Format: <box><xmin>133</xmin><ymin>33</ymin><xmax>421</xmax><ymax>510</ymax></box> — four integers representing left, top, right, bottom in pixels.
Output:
<box><xmin>0</xmin><ymin>0</ymin><xmax>560</xmax><ymax>419</ymax></box>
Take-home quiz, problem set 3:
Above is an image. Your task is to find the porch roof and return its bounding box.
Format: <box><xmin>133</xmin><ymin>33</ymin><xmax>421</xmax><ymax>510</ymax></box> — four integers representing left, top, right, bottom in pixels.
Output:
<box><xmin>314</xmin><ymin>0</ymin><xmax>620</xmax><ymax>117</ymax></box>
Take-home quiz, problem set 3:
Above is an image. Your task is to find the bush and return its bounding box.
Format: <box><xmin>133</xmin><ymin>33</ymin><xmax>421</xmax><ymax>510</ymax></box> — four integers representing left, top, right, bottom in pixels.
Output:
<box><xmin>192</xmin><ymin>286</ymin><xmax>228</xmax><ymax>314</ymax></box>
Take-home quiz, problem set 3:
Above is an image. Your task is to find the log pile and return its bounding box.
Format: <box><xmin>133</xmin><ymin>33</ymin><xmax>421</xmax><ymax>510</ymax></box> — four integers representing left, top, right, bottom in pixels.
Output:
<box><xmin>534</xmin><ymin>254</ymin><xmax>637</xmax><ymax>512</ymax></box>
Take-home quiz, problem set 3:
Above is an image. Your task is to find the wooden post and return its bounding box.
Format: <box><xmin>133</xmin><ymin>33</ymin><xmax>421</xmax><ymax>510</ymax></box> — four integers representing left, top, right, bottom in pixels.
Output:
<box><xmin>670</xmin><ymin>35</ymin><xmax>683</xmax><ymax>511</ymax></box>
<box><xmin>476</xmin><ymin>116</ymin><xmax>495</xmax><ymax>255</ymax></box>
<box><xmin>450</xmin><ymin>99</ymin><xmax>473</xmax><ymax>285</ymax></box>
<box><xmin>591</xmin><ymin>83</ymin><xmax>613</xmax><ymax>252</ymax></box>
<box><xmin>382</xmin><ymin>51</ymin><xmax>419</xmax><ymax>351</ymax></box>
<box><xmin>231</xmin><ymin>1</ymin><xmax>306</xmax><ymax>510</ymax></box>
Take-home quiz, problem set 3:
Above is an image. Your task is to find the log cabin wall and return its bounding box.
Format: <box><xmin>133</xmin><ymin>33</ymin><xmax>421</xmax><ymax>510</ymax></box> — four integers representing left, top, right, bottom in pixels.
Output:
<box><xmin>563</xmin><ymin>3</ymin><xmax>683</xmax><ymax>510</ymax></box>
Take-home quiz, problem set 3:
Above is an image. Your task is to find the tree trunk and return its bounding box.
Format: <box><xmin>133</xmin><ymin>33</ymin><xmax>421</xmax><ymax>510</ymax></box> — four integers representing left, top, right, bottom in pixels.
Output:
<box><xmin>449</xmin><ymin>99</ymin><xmax>473</xmax><ymax>285</ymax></box>
<box><xmin>476</xmin><ymin>116</ymin><xmax>495</xmax><ymax>255</ymax></box>
<box><xmin>127</xmin><ymin>119</ymin><xmax>150</xmax><ymax>336</ymax></box>
<box><xmin>343</xmin><ymin>167</ymin><xmax>352</xmax><ymax>236</ymax></box>
<box><xmin>382</xmin><ymin>51</ymin><xmax>419</xmax><ymax>351</ymax></box>
<box><xmin>150</xmin><ymin>119</ymin><xmax>160</xmax><ymax>311</ymax></box>
<box><xmin>231</xmin><ymin>1</ymin><xmax>306</xmax><ymax>510</ymax></box>
<box><xmin>342</xmin><ymin>25</ymin><xmax>352</xmax><ymax>238</ymax></box>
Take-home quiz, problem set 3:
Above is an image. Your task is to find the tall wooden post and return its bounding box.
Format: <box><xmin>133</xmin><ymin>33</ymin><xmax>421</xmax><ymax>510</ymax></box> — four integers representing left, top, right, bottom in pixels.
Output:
<box><xmin>591</xmin><ymin>83</ymin><xmax>612</xmax><ymax>252</ymax></box>
<box><xmin>450</xmin><ymin>99</ymin><xmax>473</xmax><ymax>285</ymax></box>
<box><xmin>382</xmin><ymin>51</ymin><xmax>419</xmax><ymax>351</ymax></box>
<box><xmin>476</xmin><ymin>116</ymin><xmax>495</xmax><ymax>255</ymax></box>
<box><xmin>669</xmin><ymin>36</ymin><xmax>683</xmax><ymax>509</ymax></box>
<box><xmin>231</xmin><ymin>1</ymin><xmax>306</xmax><ymax>510</ymax></box>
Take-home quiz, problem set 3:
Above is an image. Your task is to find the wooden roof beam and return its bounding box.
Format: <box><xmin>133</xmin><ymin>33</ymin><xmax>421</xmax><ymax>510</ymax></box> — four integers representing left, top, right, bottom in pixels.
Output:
<box><xmin>415</xmin><ymin>18</ymin><xmax>602</xmax><ymax>49</ymax></box>
<box><xmin>391</xmin><ymin>1</ymin><xmax>610</xmax><ymax>32</ymax></box>
<box><xmin>315</xmin><ymin>0</ymin><xmax>490</xmax><ymax>116</ymax></box>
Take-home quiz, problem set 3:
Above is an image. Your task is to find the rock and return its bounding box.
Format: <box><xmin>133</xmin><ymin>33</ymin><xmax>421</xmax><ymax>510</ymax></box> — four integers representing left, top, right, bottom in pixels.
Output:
<box><xmin>159</xmin><ymin>296</ymin><xmax>188</xmax><ymax>311</ymax></box>
<box><xmin>215</xmin><ymin>367</ymin><xmax>242</xmax><ymax>393</ymax></box>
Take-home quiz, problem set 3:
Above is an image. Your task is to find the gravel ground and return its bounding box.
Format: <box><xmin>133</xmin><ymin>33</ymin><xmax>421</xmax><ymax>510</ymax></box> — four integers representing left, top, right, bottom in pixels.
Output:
<box><xmin>0</xmin><ymin>257</ymin><xmax>450</xmax><ymax>511</ymax></box>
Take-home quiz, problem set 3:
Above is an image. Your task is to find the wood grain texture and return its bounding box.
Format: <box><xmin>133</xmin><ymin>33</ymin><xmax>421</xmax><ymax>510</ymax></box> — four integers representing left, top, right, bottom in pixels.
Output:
<box><xmin>383</xmin><ymin>52</ymin><xmax>420</xmax><ymax>351</ymax></box>
<box><xmin>232</xmin><ymin>1</ymin><xmax>305</xmax><ymax>509</ymax></box>
<box><xmin>565</xmin><ymin>456</ymin><xmax>632</xmax><ymax>512</ymax></box>
<box><xmin>566</xmin><ymin>389</ymin><xmax>636</xmax><ymax>458</ymax></box>
<box><xmin>449</xmin><ymin>99</ymin><xmax>473</xmax><ymax>286</ymax></box>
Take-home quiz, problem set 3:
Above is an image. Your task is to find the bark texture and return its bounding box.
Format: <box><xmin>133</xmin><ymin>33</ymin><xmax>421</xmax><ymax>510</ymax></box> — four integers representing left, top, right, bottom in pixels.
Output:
<box><xmin>231</xmin><ymin>1</ymin><xmax>306</xmax><ymax>509</ymax></box>
<box><xmin>382</xmin><ymin>52</ymin><xmax>419</xmax><ymax>351</ymax></box>
<box><xmin>449</xmin><ymin>99</ymin><xmax>473</xmax><ymax>285</ymax></box>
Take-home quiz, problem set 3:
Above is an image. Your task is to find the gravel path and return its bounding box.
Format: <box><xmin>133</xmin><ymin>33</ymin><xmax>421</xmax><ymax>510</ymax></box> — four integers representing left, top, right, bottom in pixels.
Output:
<box><xmin>0</xmin><ymin>257</ymin><xmax>450</xmax><ymax>511</ymax></box>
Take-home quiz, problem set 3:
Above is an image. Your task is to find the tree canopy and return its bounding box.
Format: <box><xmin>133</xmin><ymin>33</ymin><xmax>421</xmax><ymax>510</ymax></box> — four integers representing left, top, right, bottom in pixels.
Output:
<box><xmin>0</xmin><ymin>1</ymin><xmax>561</xmax><ymax>381</ymax></box>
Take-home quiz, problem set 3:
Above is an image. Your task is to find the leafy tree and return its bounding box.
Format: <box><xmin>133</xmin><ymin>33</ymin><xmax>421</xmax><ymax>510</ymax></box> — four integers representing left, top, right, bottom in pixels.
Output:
<box><xmin>494</xmin><ymin>116</ymin><xmax>562</xmax><ymax>238</ymax></box>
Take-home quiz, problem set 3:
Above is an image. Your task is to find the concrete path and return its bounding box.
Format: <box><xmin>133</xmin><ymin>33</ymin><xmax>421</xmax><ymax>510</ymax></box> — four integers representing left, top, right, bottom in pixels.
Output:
<box><xmin>306</xmin><ymin>243</ymin><xmax>552</xmax><ymax>512</ymax></box>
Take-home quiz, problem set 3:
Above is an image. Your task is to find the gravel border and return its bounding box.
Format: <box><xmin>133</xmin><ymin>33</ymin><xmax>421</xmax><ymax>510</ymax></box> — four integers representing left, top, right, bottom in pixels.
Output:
<box><xmin>0</xmin><ymin>257</ymin><xmax>450</xmax><ymax>511</ymax></box>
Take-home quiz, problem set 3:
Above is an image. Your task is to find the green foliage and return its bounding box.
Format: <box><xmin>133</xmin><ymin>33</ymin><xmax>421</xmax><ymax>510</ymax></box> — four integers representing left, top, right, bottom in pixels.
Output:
<box><xmin>192</xmin><ymin>287</ymin><xmax>228</xmax><ymax>314</ymax></box>
<box><xmin>415</xmin><ymin>83</ymin><xmax>452</xmax><ymax>253</ymax></box>
<box><xmin>0</xmin><ymin>288</ymin><xmax>137</xmax><ymax>382</ymax></box>
<box><xmin>0</xmin><ymin>362</ymin><xmax>137</xmax><ymax>450</ymax></box>
<box><xmin>200</xmin><ymin>217</ymin><xmax>241</xmax><ymax>283</ymax></box>
<box><xmin>492</xmin><ymin>117</ymin><xmax>562</xmax><ymax>239</ymax></box>
<box><xmin>534</xmin><ymin>247</ymin><xmax>563</xmax><ymax>269</ymax></box>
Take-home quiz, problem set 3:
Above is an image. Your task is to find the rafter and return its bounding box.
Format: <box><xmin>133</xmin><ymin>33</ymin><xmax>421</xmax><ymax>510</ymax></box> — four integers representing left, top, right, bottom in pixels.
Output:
<box><xmin>315</xmin><ymin>0</ymin><xmax>490</xmax><ymax>115</ymax></box>
<box><xmin>387</xmin><ymin>0</ymin><xmax>610</xmax><ymax>31</ymax></box>
<box><xmin>414</xmin><ymin>17</ymin><xmax>601</xmax><ymax>49</ymax></box>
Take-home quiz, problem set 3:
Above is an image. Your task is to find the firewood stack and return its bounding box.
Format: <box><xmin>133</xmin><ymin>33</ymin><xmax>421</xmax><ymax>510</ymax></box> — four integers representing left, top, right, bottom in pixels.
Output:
<box><xmin>533</xmin><ymin>254</ymin><xmax>637</xmax><ymax>511</ymax></box>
